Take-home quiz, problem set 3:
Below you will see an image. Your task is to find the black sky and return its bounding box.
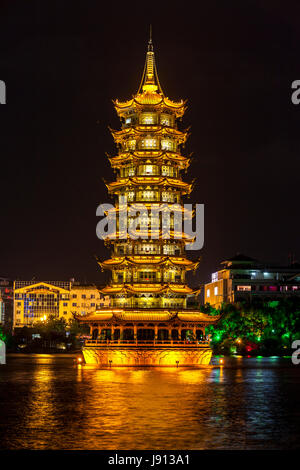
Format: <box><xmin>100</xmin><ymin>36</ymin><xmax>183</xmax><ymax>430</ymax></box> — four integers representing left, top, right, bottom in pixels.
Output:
<box><xmin>0</xmin><ymin>0</ymin><xmax>299</xmax><ymax>287</ymax></box>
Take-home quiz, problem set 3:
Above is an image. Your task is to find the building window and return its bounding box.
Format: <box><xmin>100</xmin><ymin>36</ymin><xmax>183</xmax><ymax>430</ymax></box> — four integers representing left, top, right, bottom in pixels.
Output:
<box><xmin>140</xmin><ymin>113</ymin><xmax>156</xmax><ymax>125</ymax></box>
<box><xmin>63</xmin><ymin>302</ymin><xmax>68</xmax><ymax>306</ymax></box>
<box><xmin>72</xmin><ymin>294</ymin><xmax>77</xmax><ymax>298</ymax></box>
<box><xmin>160</xmin><ymin>114</ymin><xmax>172</xmax><ymax>126</ymax></box>
<box><xmin>91</xmin><ymin>303</ymin><xmax>95</xmax><ymax>307</ymax></box>
<box><xmin>161</xmin><ymin>139</ymin><xmax>173</xmax><ymax>151</ymax></box>
<box><xmin>237</xmin><ymin>285</ymin><xmax>251</xmax><ymax>292</ymax></box>
<box><xmin>91</xmin><ymin>295</ymin><xmax>95</xmax><ymax>299</ymax></box>
<box><xmin>206</xmin><ymin>289</ymin><xmax>210</xmax><ymax>298</ymax></box>
<box><xmin>127</xmin><ymin>191</ymin><xmax>135</xmax><ymax>201</ymax></box>
<box><xmin>214</xmin><ymin>286</ymin><xmax>218</xmax><ymax>296</ymax></box>
<box><xmin>72</xmin><ymin>303</ymin><xmax>77</xmax><ymax>307</ymax></box>
<box><xmin>82</xmin><ymin>295</ymin><xmax>86</xmax><ymax>299</ymax></box>
<box><xmin>125</xmin><ymin>139</ymin><xmax>136</xmax><ymax>150</ymax></box>
<box><xmin>140</xmin><ymin>138</ymin><xmax>158</xmax><ymax>149</ymax></box>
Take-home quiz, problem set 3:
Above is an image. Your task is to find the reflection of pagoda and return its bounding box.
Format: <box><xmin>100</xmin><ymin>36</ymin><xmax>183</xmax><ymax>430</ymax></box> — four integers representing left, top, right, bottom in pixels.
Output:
<box><xmin>81</xmin><ymin>34</ymin><xmax>219</xmax><ymax>366</ymax></box>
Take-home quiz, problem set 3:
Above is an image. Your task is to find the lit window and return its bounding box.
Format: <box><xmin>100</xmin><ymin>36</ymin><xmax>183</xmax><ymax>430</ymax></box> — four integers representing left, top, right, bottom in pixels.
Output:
<box><xmin>126</xmin><ymin>191</ymin><xmax>134</xmax><ymax>201</ymax></box>
<box><xmin>125</xmin><ymin>117</ymin><xmax>131</xmax><ymax>124</ymax></box>
<box><xmin>214</xmin><ymin>286</ymin><xmax>218</xmax><ymax>296</ymax></box>
<box><xmin>141</xmin><ymin>138</ymin><xmax>157</xmax><ymax>149</ymax></box>
<box><xmin>126</xmin><ymin>139</ymin><xmax>136</xmax><ymax>150</ymax></box>
<box><xmin>140</xmin><ymin>113</ymin><xmax>156</xmax><ymax>125</ymax></box>
<box><xmin>145</xmin><ymin>165</ymin><xmax>153</xmax><ymax>174</ymax></box>
<box><xmin>237</xmin><ymin>285</ymin><xmax>251</xmax><ymax>292</ymax></box>
<box><xmin>160</xmin><ymin>114</ymin><xmax>171</xmax><ymax>126</ymax></box>
<box><xmin>206</xmin><ymin>289</ymin><xmax>210</xmax><ymax>298</ymax></box>
<box><xmin>161</xmin><ymin>139</ymin><xmax>173</xmax><ymax>150</ymax></box>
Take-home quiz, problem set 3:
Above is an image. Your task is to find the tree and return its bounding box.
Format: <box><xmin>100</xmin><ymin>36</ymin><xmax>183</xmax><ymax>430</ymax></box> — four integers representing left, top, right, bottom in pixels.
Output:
<box><xmin>205</xmin><ymin>298</ymin><xmax>300</xmax><ymax>355</ymax></box>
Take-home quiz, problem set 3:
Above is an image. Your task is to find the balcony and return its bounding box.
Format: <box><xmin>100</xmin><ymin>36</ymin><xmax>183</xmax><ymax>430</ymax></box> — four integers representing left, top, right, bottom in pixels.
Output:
<box><xmin>84</xmin><ymin>339</ymin><xmax>210</xmax><ymax>347</ymax></box>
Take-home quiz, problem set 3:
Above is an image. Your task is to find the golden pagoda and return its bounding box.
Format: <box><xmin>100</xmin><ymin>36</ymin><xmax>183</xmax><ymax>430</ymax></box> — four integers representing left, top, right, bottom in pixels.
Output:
<box><xmin>80</xmin><ymin>32</ymin><xmax>219</xmax><ymax>366</ymax></box>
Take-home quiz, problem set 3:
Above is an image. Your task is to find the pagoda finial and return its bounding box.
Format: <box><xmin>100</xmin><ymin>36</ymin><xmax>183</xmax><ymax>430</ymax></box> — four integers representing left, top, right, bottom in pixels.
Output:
<box><xmin>148</xmin><ymin>24</ymin><xmax>153</xmax><ymax>51</ymax></box>
<box><xmin>136</xmin><ymin>27</ymin><xmax>163</xmax><ymax>95</ymax></box>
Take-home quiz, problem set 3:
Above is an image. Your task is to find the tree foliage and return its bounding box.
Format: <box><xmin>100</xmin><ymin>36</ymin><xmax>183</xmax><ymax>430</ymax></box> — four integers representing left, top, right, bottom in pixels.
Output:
<box><xmin>205</xmin><ymin>298</ymin><xmax>300</xmax><ymax>355</ymax></box>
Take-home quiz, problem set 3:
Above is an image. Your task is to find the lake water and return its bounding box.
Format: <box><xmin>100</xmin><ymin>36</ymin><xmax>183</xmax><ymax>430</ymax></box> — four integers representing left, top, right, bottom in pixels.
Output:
<box><xmin>0</xmin><ymin>355</ymin><xmax>299</xmax><ymax>450</ymax></box>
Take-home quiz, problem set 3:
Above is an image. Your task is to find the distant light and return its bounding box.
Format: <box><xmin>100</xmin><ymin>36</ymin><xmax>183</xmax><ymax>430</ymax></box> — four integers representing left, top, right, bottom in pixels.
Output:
<box><xmin>219</xmin><ymin>358</ymin><xmax>224</xmax><ymax>364</ymax></box>
<box><xmin>77</xmin><ymin>357</ymin><xmax>82</xmax><ymax>363</ymax></box>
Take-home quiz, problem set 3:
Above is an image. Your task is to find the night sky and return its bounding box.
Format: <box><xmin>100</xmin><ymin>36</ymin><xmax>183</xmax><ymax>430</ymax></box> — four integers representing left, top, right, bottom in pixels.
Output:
<box><xmin>0</xmin><ymin>0</ymin><xmax>299</xmax><ymax>288</ymax></box>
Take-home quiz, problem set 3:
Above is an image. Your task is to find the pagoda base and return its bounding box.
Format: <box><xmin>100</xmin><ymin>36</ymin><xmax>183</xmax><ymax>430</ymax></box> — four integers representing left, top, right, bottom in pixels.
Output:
<box><xmin>82</xmin><ymin>344</ymin><xmax>212</xmax><ymax>366</ymax></box>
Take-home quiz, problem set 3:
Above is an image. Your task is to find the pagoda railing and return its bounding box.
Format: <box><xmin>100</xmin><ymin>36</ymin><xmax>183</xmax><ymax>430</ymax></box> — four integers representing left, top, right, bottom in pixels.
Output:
<box><xmin>84</xmin><ymin>339</ymin><xmax>210</xmax><ymax>347</ymax></box>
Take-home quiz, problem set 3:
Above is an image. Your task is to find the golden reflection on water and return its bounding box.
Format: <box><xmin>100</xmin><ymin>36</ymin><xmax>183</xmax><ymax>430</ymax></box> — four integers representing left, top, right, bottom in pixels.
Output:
<box><xmin>0</xmin><ymin>355</ymin><xmax>297</xmax><ymax>450</ymax></box>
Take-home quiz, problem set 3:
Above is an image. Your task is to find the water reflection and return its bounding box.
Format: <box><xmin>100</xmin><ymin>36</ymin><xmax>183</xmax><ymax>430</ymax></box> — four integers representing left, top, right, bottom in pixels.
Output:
<box><xmin>0</xmin><ymin>355</ymin><xmax>299</xmax><ymax>449</ymax></box>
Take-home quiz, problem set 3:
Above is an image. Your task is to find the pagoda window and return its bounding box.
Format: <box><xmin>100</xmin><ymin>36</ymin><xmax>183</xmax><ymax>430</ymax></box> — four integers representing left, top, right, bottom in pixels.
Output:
<box><xmin>161</xmin><ymin>191</ymin><xmax>174</xmax><ymax>202</ymax></box>
<box><xmin>126</xmin><ymin>139</ymin><xmax>136</xmax><ymax>150</ymax></box>
<box><xmin>162</xmin><ymin>165</ymin><xmax>176</xmax><ymax>177</ymax></box>
<box><xmin>138</xmin><ymin>271</ymin><xmax>157</xmax><ymax>282</ymax></box>
<box><xmin>122</xmin><ymin>165</ymin><xmax>134</xmax><ymax>177</ymax></box>
<box><xmin>140</xmin><ymin>113</ymin><xmax>157</xmax><ymax>125</ymax></box>
<box><xmin>163</xmin><ymin>244</ymin><xmax>175</xmax><ymax>255</ymax></box>
<box><xmin>137</xmin><ymin>190</ymin><xmax>159</xmax><ymax>202</ymax></box>
<box><xmin>160</xmin><ymin>114</ymin><xmax>173</xmax><ymax>127</ymax></box>
<box><xmin>161</xmin><ymin>139</ymin><xmax>173</xmax><ymax>151</ymax></box>
<box><xmin>125</xmin><ymin>191</ymin><xmax>134</xmax><ymax>202</ymax></box>
<box><xmin>138</xmin><ymin>164</ymin><xmax>159</xmax><ymax>175</ymax></box>
<box><xmin>140</xmin><ymin>138</ymin><xmax>158</xmax><ymax>149</ymax></box>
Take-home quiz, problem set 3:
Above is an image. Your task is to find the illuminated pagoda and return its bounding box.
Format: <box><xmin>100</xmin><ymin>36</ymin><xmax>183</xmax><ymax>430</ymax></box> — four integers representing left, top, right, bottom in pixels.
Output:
<box><xmin>81</xmin><ymin>32</ymin><xmax>219</xmax><ymax>366</ymax></box>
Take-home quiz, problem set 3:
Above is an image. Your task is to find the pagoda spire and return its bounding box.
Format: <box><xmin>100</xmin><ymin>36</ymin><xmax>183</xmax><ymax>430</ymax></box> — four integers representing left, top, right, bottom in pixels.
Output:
<box><xmin>137</xmin><ymin>26</ymin><xmax>163</xmax><ymax>95</ymax></box>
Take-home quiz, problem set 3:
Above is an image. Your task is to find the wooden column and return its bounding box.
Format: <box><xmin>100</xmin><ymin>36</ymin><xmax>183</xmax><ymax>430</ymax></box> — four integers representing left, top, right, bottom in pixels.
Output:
<box><xmin>154</xmin><ymin>324</ymin><xmax>158</xmax><ymax>343</ymax></box>
<box><xmin>134</xmin><ymin>324</ymin><xmax>137</xmax><ymax>343</ymax></box>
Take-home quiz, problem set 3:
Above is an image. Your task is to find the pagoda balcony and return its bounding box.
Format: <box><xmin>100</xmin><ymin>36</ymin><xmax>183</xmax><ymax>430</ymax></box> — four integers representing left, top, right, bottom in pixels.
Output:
<box><xmin>84</xmin><ymin>339</ymin><xmax>210</xmax><ymax>347</ymax></box>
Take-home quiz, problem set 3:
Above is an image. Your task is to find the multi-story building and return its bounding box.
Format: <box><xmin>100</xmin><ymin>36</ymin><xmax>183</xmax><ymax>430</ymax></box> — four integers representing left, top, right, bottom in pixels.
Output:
<box><xmin>79</xmin><ymin>34</ymin><xmax>219</xmax><ymax>366</ymax></box>
<box><xmin>13</xmin><ymin>280</ymin><xmax>110</xmax><ymax>328</ymax></box>
<box><xmin>204</xmin><ymin>254</ymin><xmax>300</xmax><ymax>308</ymax></box>
<box><xmin>0</xmin><ymin>277</ymin><xmax>13</xmax><ymax>328</ymax></box>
